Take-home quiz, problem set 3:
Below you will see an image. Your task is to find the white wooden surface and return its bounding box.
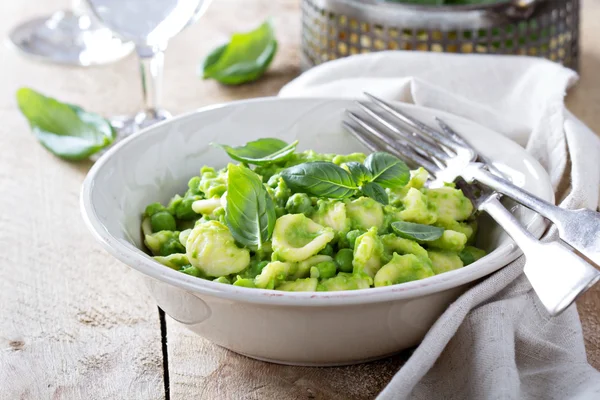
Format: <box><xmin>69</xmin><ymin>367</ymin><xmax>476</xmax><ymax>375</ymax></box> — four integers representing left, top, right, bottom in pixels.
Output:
<box><xmin>166</xmin><ymin>316</ymin><xmax>409</xmax><ymax>400</ymax></box>
<box><xmin>0</xmin><ymin>126</ymin><xmax>165</xmax><ymax>398</ymax></box>
<box><xmin>1</xmin><ymin>0</ymin><xmax>599</xmax><ymax>398</ymax></box>
<box><xmin>0</xmin><ymin>1</ymin><xmax>166</xmax><ymax>398</ymax></box>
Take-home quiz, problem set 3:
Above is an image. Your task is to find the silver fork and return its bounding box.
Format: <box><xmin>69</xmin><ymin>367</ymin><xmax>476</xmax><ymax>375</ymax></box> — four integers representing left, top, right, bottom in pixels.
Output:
<box><xmin>342</xmin><ymin>100</ymin><xmax>600</xmax><ymax>316</ymax></box>
<box><xmin>359</xmin><ymin>93</ymin><xmax>600</xmax><ymax>270</ymax></box>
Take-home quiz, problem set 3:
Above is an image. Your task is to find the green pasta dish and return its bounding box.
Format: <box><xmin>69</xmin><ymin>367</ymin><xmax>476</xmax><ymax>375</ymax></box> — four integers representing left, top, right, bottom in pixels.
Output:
<box><xmin>141</xmin><ymin>138</ymin><xmax>486</xmax><ymax>292</ymax></box>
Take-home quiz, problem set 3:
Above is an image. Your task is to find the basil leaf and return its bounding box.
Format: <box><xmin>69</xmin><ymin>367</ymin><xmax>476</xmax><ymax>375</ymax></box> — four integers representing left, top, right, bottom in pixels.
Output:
<box><xmin>361</xmin><ymin>182</ymin><xmax>389</xmax><ymax>205</ymax></box>
<box><xmin>201</xmin><ymin>43</ymin><xmax>228</xmax><ymax>72</ymax></box>
<box><xmin>200</xmin><ymin>19</ymin><xmax>278</xmax><ymax>85</ymax></box>
<box><xmin>214</xmin><ymin>138</ymin><xmax>298</xmax><ymax>165</ymax></box>
<box><xmin>281</xmin><ymin>161</ymin><xmax>358</xmax><ymax>199</ymax></box>
<box><xmin>225</xmin><ymin>164</ymin><xmax>276</xmax><ymax>249</ymax></box>
<box><xmin>364</xmin><ymin>152</ymin><xmax>410</xmax><ymax>188</ymax></box>
<box><xmin>391</xmin><ymin>221</ymin><xmax>444</xmax><ymax>241</ymax></box>
<box><xmin>458</xmin><ymin>249</ymin><xmax>476</xmax><ymax>265</ymax></box>
<box><xmin>16</xmin><ymin>87</ymin><xmax>115</xmax><ymax>161</ymax></box>
<box><xmin>346</xmin><ymin>162</ymin><xmax>373</xmax><ymax>185</ymax></box>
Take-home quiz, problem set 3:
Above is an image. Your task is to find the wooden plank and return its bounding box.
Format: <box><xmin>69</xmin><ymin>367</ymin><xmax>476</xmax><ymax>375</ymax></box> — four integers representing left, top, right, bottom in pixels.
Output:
<box><xmin>0</xmin><ymin>2</ymin><xmax>165</xmax><ymax>399</ymax></box>
<box><xmin>165</xmin><ymin>317</ymin><xmax>410</xmax><ymax>400</ymax></box>
<box><xmin>0</xmin><ymin>112</ymin><xmax>166</xmax><ymax>399</ymax></box>
<box><xmin>0</xmin><ymin>113</ymin><xmax>165</xmax><ymax>399</ymax></box>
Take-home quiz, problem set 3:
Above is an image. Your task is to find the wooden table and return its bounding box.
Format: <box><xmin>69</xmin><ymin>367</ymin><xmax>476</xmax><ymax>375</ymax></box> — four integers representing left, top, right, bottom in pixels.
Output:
<box><xmin>1</xmin><ymin>0</ymin><xmax>599</xmax><ymax>398</ymax></box>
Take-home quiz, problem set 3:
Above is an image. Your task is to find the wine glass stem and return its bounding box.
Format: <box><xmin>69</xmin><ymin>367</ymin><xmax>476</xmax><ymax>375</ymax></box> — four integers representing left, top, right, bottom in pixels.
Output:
<box><xmin>137</xmin><ymin>44</ymin><xmax>167</xmax><ymax>118</ymax></box>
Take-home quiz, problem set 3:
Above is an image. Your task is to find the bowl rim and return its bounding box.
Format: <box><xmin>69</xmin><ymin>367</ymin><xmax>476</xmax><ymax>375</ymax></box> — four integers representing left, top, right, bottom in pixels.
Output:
<box><xmin>80</xmin><ymin>96</ymin><xmax>551</xmax><ymax>306</ymax></box>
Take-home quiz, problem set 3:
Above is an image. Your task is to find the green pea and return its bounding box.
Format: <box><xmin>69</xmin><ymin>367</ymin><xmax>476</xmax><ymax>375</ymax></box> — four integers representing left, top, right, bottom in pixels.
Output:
<box><xmin>166</xmin><ymin>195</ymin><xmax>182</xmax><ymax>214</ymax></box>
<box><xmin>285</xmin><ymin>193</ymin><xmax>313</xmax><ymax>215</ymax></box>
<box><xmin>145</xmin><ymin>231</ymin><xmax>185</xmax><ymax>256</ymax></box>
<box><xmin>315</xmin><ymin>261</ymin><xmax>337</xmax><ymax>279</ymax></box>
<box><xmin>335</xmin><ymin>248</ymin><xmax>354</xmax><ymax>272</ymax></box>
<box><xmin>346</xmin><ymin>229</ymin><xmax>365</xmax><ymax>250</ymax></box>
<box><xmin>188</xmin><ymin>176</ymin><xmax>201</xmax><ymax>194</ymax></box>
<box><xmin>145</xmin><ymin>202</ymin><xmax>166</xmax><ymax>217</ymax></box>
<box><xmin>175</xmin><ymin>195</ymin><xmax>203</xmax><ymax>220</ymax></box>
<box><xmin>319</xmin><ymin>244</ymin><xmax>334</xmax><ymax>257</ymax></box>
<box><xmin>160</xmin><ymin>238</ymin><xmax>185</xmax><ymax>257</ymax></box>
<box><xmin>150</xmin><ymin>211</ymin><xmax>177</xmax><ymax>232</ymax></box>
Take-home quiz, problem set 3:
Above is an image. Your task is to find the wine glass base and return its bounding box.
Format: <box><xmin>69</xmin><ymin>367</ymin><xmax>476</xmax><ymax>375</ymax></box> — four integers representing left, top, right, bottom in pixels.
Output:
<box><xmin>89</xmin><ymin>109</ymin><xmax>172</xmax><ymax>161</ymax></box>
<box><xmin>134</xmin><ymin>109</ymin><xmax>172</xmax><ymax>130</ymax></box>
<box><xmin>7</xmin><ymin>10</ymin><xmax>134</xmax><ymax>66</ymax></box>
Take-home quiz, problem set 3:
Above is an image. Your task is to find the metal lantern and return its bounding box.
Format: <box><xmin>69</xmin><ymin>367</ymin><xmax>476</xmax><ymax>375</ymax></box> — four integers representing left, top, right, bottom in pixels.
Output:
<box><xmin>301</xmin><ymin>0</ymin><xmax>579</xmax><ymax>70</ymax></box>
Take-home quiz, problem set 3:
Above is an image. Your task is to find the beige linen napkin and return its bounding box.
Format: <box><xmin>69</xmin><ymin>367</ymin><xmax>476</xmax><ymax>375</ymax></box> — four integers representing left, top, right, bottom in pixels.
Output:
<box><xmin>279</xmin><ymin>51</ymin><xmax>600</xmax><ymax>399</ymax></box>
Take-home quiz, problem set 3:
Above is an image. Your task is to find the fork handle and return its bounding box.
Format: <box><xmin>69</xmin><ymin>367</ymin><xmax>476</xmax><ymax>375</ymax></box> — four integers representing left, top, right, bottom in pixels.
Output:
<box><xmin>479</xmin><ymin>195</ymin><xmax>600</xmax><ymax>316</ymax></box>
<box><xmin>463</xmin><ymin>163</ymin><xmax>600</xmax><ymax>268</ymax></box>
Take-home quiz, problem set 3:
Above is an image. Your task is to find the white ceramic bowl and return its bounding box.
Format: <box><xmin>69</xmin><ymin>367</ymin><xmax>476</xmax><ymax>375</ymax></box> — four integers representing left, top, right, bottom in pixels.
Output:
<box><xmin>80</xmin><ymin>98</ymin><xmax>553</xmax><ymax>366</ymax></box>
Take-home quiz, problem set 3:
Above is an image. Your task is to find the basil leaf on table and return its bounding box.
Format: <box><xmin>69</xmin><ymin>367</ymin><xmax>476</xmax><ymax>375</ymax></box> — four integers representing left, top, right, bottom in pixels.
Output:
<box><xmin>361</xmin><ymin>182</ymin><xmax>389</xmax><ymax>205</ymax></box>
<box><xmin>364</xmin><ymin>152</ymin><xmax>410</xmax><ymax>188</ymax></box>
<box><xmin>346</xmin><ymin>162</ymin><xmax>373</xmax><ymax>185</ymax></box>
<box><xmin>214</xmin><ymin>138</ymin><xmax>298</xmax><ymax>165</ymax></box>
<box><xmin>200</xmin><ymin>19</ymin><xmax>278</xmax><ymax>85</ymax></box>
<box><xmin>16</xmin><ymin>88</ymin><xmax>115</xmax><ymax>161</ymax></box>
<box><xmin>391</xmin><ymin>221</ymin><xmax>444</xmax><ymax>241</ymax></box>
<box><xmin>225</xmin><ymin>164</ymin><xmax>276</xmax><ymax>250</ymax></box>
<box><xmin>281</xmin><ymin>162</ymin><xmax>358</xmax><ymax>199</ymax></box>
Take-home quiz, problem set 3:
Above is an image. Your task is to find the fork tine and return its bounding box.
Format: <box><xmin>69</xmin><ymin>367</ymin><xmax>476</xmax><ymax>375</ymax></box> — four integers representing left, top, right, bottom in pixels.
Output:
<box><xmin>345</xmin><ymin>111</ymin><xmax>441</xmax><ymax>173</ymax></box>
<box><xmin>341</xmin><ymin>121</ymin><xmax>380</xmax><ymax>153</ymax></box>
<box><xmin>434</xmin><ymin>117</ymin><xmax>470</xmax><ymax>147</ymax></box>
<box><xmin>430</xmin><ymin>155</ymin><xmax>446</xmax><ymax>170</ymax></box>
<box><xmin>346</xmin><ymin>110</ymin><xmax>445</xmax><ymax>174</ymax></box>
<box><xmin>394</xmin><ymin>137</ymin><xmax>448</xmax><ymax>183</ymax></box>
<box><xmin>342</xmin><ymin>118</ymin><xmax>440</xmax><ymax>174</ymax></box>
<box><xmin>435</xmin><ymin>117</ymin><xmax>506</xmax><ymax>179</ymax></box>
<box><xmin>343</xmin><ymin>121</ymin><xmax>419</xmax><ymax>170</ymax></box>
<box><xmin>363</xmin><ymin>92</ymin><xmax>461</xmax><ymax>151</ymax></box>
<box><xmin>356</xmin><ymin>101</ymin><xmax>451</xmax><ymax>162</ymax></box>
<box><xmin>346</xmin><ymin>111</ymin><xmax>396</xmax><ymax>149</ymax></box>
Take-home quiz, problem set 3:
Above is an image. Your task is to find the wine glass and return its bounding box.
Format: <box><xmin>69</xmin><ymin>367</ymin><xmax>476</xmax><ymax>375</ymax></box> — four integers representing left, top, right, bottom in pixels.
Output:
<box><xmin>7</xmin><ymin>0</ymin><xmax>134</xmax><ymax>66</ymax></box>
<box><xmin>83</xmin><ymin>0</ymin><xmax>212</xmax><ymax>137</ymax></box>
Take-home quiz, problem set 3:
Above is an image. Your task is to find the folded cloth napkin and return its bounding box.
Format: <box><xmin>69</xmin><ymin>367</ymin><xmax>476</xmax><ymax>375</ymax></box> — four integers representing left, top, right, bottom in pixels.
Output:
<box><xmin>279</xmin><ymin>51</ymin><xmax>600</xmax><ymax>400</ymax></box>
